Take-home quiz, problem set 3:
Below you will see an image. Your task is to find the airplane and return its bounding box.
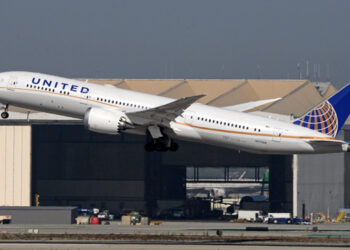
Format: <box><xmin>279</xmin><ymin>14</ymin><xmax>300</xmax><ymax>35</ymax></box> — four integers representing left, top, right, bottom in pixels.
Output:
<box><xmin>0</xmin><ymin>71</ymin><xmax>349</xmax><ymax>154</ymax></box>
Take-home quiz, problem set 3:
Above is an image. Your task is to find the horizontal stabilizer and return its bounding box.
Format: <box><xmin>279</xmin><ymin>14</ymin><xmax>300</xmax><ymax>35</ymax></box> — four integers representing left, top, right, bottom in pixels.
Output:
<box><xmin>307</xmin><ymin>139</ymin><xmax>344</xmax><ymax>147</ymax></box>
<box><xmin>223</xmin><ymin>98</ymin><xmax>281</xmax><ymax>112</ymax></box>
<box><xmin>307</xmin><ymin>139</ymin><xmax>349</xmax><ymax>152</ymax></box>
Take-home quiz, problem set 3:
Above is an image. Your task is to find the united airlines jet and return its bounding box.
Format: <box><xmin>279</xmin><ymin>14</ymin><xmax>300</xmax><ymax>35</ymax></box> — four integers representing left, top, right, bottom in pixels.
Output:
<box><xmin>0</xmin><ymin>71</ymin><xmax>349</xmax><ymax>154</ymax></box>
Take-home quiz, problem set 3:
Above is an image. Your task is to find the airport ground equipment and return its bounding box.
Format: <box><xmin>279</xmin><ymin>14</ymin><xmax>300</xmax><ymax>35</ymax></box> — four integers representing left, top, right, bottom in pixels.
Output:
<box><xmin>266</xmin><ymin>213</ymin><xmax>310</xmax><ymax>224</ymax></box>
<box><xmin>75</xmin><ymin>216</ymin><xmax>90</xmax><ymax>224</ymax></box>
<box><xmin>312</xmin><ymin>212</ymin><xmax>331</xmax><ymax>223</ymax></box>
<box><xmin>97</xmin><ymin>210</ymin><xmax>114</xmax><ymax>221</ymax></box>
<box><xmin>149</xmin><ymin>221</ymin><xmax>162</xmax><ymax>226</ymax></box>
<box><xmin>267</xmin><ymin>217</ymin><xmax>305</xmax><ymax>224</ymax></box>
<box><xmin>335</xmin><ymin>209</ymin><xmax>350</xmax><ymax>223</ymax></box>
<box><xmin>0</xmin><ymin>215</ymin><xmax>11</xmax><ymax>224</ymax></box>
<box><xmin>267</xmin><ymin>212</ymin><xmax>291</xmax><ymax>224</ymax></box>
<box><xmin>121</xmin><ymin>211</ymin><xmax>142</xmax><ymax>225</ymax></box>
<box><xmin>90</xmin><ymin>216</ymin><xmax>100</xmax><ymax>225</ymax></box>
<box><xmin>237</xmin><ymin>210</ymin><xmax>263</xmax><ymax>222</ymax></box>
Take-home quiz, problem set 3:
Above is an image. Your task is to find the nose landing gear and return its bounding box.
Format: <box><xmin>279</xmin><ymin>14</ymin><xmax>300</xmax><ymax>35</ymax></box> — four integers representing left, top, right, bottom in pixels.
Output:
<box><xmin>1</xmin><ymin>104</ymin><xmax>9</xmax><ymax>119</ymax></box>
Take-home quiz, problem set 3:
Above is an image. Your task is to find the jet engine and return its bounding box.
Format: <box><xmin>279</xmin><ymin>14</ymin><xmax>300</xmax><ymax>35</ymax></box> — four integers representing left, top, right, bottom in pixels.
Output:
<box><xmin>83</xmin><ymin>107</ymin><xmax>129</xmax><ymax>135</ymax></box>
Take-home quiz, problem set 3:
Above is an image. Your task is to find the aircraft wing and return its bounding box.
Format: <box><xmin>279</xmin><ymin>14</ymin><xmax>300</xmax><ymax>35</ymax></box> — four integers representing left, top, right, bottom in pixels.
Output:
<box><xmin>127</xmin><ymin>94</ymin><xmax>205</xmax><ymax>123</ymax></box>
<box><xmin>222</xmin><ymin>98</ymin><xmax>281</xmax><ymax>112</ymax></box>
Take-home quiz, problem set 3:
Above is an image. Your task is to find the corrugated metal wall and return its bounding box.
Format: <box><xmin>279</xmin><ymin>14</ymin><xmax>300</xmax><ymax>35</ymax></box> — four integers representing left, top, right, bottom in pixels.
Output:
<box><xmin>297</xmin><ymin>152</ymin><xmax>345</xmax><ymax>218</ymax></box>
<box><xmin>0</xmin><ymin>126</ymin><xmax>31</xmax><ymax>206</ymax></box>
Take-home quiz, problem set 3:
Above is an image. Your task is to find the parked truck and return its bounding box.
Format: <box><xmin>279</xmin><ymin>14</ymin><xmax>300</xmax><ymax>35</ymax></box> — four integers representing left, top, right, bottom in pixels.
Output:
<box><xmin>237</xmin><ymin>210</ymin><xmax>263</xmax><ymax>222</ymax></box>
<box><xmin>266</xmin><ymin>213</ymin><xmax>310</xmax><ymax>224</ymax></box>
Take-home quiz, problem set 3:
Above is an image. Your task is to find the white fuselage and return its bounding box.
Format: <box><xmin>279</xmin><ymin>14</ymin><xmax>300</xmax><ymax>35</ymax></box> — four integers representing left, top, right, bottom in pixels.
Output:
<box><xmin>0</xmin><ymin>71</ymin><xmax>344</xmax><ymax>154</ymax></box>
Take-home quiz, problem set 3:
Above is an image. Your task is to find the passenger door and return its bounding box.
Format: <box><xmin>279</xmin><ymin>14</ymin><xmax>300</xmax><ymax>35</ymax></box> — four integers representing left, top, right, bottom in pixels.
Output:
<box><xmin>184</xmin><ymin>111</ymin><xmax>195</xmax><ymax>125</ymax></box>
<box><xmin>7</xmin><ymin>76</ymin><xmax>18</xmax><ymax>90</ymax></box>
<box><xmin>272</xmin><ymin>128</ymin><xmax>282</xmax><ymax>142</ymax></box>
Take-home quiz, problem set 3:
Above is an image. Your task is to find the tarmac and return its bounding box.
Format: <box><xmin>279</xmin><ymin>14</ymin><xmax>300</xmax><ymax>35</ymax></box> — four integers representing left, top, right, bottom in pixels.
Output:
<box><xmin>1</xmin><ymin>221</ymin><xmax>350</xmax><ymax>237</ymax></box>
<box><xmin>0</xmin><ymin>243</ymin><xmax>349</xmax><ymax>250</ymax></box>
<box><xmin>0</xmin><ymin>221</ymin><xmax>350</xmax><ymax>249</ymax></box>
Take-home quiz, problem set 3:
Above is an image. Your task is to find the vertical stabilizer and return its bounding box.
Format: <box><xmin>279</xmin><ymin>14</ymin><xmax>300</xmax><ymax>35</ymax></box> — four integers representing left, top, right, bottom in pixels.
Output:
<box><xmin>293</xmin><ymin>83</ymin><xmax>350</xmax><ymax>137</ymax></box>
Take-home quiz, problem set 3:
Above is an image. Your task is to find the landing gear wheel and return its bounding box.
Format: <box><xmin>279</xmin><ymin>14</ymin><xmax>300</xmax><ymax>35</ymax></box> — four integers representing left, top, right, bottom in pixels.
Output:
<box><xmin>144</xmin><ymin>143</ymin><xmax>155</xmax><ymax>152</ymax></box>
<box><xmin>1</xmin><ymin>112</ymin><xmax>9</xmax><ymax>119</ymax></box>
<box><xmin>169</xmin><ymin>142</ymin><xmax>179</xmax><ymax>152</ymax></box>
<box><xmin>155</xmin><ymin>143</ymin><xmax>168</xmax><ymax>152</ymax></box>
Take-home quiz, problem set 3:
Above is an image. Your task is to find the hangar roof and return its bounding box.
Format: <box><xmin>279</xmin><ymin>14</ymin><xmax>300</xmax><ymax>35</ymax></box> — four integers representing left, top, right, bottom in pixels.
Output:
<box><xmin>85</xmin><ymin>78</ymin><xmax>336</xmax><ymax>118</ymax></box>
<box><xmin>4</xmin><ymin>78</ymin><xmax>348</xmax><ymax>125</ymax></box>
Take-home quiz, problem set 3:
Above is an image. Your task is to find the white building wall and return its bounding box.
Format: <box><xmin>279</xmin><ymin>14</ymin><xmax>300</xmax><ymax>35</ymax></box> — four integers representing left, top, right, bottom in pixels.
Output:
<box><xmin>0</xmin><ymin>126</ymin><xmax>31</xmax><ymax>206</ymax></box>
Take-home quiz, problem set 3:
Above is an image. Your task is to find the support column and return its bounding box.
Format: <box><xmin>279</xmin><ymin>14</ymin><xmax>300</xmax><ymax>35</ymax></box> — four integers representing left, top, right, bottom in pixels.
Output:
<box><xmin>292</xmin><ymin>154</ymin><xmax>298</xmax><ymax>217</ymax></box>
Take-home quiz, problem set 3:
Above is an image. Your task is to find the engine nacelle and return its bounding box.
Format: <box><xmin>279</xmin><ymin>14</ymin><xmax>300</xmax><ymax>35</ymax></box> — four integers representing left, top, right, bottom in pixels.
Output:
<box><xmin>84</xmin><ymin>107</ymin><xmax>129</xmax><ymax>135</ymax></box>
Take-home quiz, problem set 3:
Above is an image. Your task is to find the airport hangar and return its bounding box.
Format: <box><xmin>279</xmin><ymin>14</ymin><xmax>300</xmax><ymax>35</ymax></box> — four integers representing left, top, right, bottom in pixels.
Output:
<box><xmin>0</xmin><ymin>78</ymin><xmax>349</xmax><ymax>218</ymax></box>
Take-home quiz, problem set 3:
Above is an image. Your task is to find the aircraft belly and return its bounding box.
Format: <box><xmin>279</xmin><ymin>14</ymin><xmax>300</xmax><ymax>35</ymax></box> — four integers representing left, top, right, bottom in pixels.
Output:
<box><xmin>194</xmin><ymin>127</ymin><xmax>317</xmax><ymax>154</ymax></box>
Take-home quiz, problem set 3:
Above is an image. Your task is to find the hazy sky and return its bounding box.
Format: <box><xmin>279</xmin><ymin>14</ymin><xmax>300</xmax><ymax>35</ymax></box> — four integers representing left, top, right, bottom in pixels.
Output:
<box><xmin>0</xmin><ymin>0</ymin><xmax>349</xmax><ymax>88</ymax></box>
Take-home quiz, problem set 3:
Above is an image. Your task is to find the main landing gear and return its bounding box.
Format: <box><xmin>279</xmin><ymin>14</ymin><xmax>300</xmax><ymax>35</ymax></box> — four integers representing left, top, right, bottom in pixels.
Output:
<box><xmin>1</xmin><ymin>104</ymin><xmax>9</xmax><ymax>119</ymax></box>
<box><xmin>144</xmin><ymin>140</ymin><xmax>179</xmax><ymax>152</ymax></box>
<box><xmin>144</xmin><ymin>126</ymin><xmax>179</xmax><ymax>152</ymax></box>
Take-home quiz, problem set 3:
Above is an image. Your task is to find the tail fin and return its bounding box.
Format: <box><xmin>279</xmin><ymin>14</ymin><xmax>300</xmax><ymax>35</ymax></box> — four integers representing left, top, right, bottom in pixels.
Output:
<box><xmin>293</xmin><ymin>83</ymin><xmax>350</xmax><ymax>137</ymax></box>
